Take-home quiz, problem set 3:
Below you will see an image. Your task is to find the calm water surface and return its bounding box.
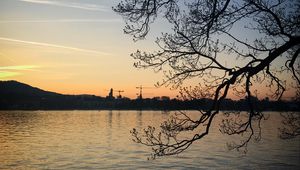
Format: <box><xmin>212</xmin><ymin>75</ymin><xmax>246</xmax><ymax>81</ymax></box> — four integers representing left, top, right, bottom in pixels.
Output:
<box><xmin>0</xmin><ymin>110</ymin><xmax>299</xmax><ymax>169</ymax></box>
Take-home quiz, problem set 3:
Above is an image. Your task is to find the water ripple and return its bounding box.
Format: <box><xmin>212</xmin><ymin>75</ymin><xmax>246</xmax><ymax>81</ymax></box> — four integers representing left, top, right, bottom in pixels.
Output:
<box><xmin>0</xmin><ymin>110</ymin><xmax>299</xmax><ymax>169</ymax></box>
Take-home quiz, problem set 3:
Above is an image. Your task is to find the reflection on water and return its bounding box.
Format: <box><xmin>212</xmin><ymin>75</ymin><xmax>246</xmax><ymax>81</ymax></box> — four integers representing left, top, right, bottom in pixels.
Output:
<box><xmin>0</xmin><ymin>110</ymin><xmax>299</xmax><ymax>169</ymax></box>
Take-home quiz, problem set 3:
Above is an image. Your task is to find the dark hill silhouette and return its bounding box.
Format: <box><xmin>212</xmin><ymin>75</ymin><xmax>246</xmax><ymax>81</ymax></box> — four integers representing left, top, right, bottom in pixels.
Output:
<box><xmin>0</xmin><ymin>80</ymin><xmax>102</xmax><ymax>110</ymax></box>
<box><xmin>0</xmin><ymin>80</ymin><xmax>61</xmax><ymax>97</ymax></box>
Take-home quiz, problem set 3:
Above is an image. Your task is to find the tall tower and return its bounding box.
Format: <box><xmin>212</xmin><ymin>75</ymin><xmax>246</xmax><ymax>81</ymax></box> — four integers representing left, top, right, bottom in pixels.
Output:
<box><xmin>107</xmin><ymin>88</ymin><xmax>114</xmax><ymax>99</ymax></box>
<box><xmin>136</xmin><ymin>85</ymin><xmax>142</xmax><ymax>99</ymax></box>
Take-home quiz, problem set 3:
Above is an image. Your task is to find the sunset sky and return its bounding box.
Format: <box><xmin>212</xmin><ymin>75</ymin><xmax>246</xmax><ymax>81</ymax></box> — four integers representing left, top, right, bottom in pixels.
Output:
<box><xmin>0</xmin><ymin>0</ymin><xmax>296</xmax><ymax>100</ymax></box>
<box><xmin>0</xmin><ymin>0</ymin><xmax>177</xmax><ymax>99</ymax></box>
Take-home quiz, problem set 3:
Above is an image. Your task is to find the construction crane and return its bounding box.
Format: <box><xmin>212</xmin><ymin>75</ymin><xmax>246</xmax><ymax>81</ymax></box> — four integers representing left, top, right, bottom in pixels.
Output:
<box><xmin>116</xmin><ymin>90</ymin><xmax>124</xmax><ymax>99</ymax></box>
<box><xmin>136</xmin><ymin>85</ymin><xmax>154</xmax><ymax>99</ymax></box>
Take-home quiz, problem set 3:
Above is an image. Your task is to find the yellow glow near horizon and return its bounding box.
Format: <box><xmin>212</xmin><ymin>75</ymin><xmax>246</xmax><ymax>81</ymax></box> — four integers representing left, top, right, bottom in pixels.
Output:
<box><xmin>0</xmin><ymin>65</ymin><xmax>40</xmax><ymax>79</ymax></box>
<box><xmin>0</xmin><ymin>0</ymin><xmax>177</xmax><ymax>99</ymax></box>
<box><xmin>0</xmin><ymin>65</ymin><xmax>40</xmax><ymax>70</ymax></box>
<box><xmin>0</xmin><ymin>71</ymin><xmax>21</xmax><ymax>79</ymax></box>
<box><xmin>0</xmin><ymin>0</ymin><xmax>297</xmax><ymax>100</ymax></box>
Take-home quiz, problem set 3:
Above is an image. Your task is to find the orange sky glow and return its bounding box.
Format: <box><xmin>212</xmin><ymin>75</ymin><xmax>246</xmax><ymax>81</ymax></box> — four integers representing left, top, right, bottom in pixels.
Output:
<box><xmin>0</xmin><ymin>0</ymin><xmax>297</xmax><ymax>100</ymax></box>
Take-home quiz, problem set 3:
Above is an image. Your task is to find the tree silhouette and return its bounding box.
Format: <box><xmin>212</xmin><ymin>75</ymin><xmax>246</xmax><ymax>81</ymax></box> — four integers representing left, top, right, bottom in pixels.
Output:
<box><xmin>114</xmin><ymin>0</ymin><xmax>300</xmax><ymax>158</ymax></box>
<box><xmin>279</xmin><ymin>112</ymin><xmax>300</xmax><ymax>139</ymax></box>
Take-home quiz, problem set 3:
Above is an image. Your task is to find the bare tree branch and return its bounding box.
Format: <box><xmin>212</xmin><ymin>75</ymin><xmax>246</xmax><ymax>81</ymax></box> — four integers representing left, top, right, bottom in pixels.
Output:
<box><xmin>114</xmin><ymin>0</ymin><xmax>300</xmax><ymax>158</ymax></box>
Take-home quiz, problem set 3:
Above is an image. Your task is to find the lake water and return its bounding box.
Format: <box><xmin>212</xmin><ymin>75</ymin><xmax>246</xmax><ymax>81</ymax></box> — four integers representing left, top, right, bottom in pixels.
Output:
<box><xmin>0</xmin><ymin>110</ymin><xmax>299</xmax><ymax>169</ymax></box>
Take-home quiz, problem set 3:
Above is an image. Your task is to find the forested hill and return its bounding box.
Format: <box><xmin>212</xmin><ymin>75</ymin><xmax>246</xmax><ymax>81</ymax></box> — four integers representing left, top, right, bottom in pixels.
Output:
<box><xmin>0</xmin><ymin>80</ymin><xmax>61</xmax><ymax>97</ymax></box>
<box><xmin>0</xmin><ymin>80</ymin><xmax>102</xmax><ymax>110</ymax></box>
<box><xmin>0</xmin><ymin>80</ymin><xmax>299</xmax><ymax>111</ymax></box>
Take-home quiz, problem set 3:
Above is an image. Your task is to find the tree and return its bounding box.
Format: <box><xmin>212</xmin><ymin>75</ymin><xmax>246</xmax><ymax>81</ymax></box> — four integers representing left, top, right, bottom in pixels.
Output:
<box><xmin>114</xmin><ymin>0</ymin><xmax>300</xmax><ymax>158</ymax></box>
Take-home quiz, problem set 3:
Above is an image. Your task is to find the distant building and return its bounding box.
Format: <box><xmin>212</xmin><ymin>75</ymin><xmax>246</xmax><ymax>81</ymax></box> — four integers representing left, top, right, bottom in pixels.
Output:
<box><xmin>106</xmin><ymin>88</ymin><xmax>115</xmax><ymax>100</ymax></box>
<box><xmin>152</xmin><ymin>96</ymin><xmax>160</xmax><ymax>100</ymax></box>
<box><xmin>152</xmin><ymin>96</ymin><xmax>170</xmax><ymax>101</ymax></box>
<box><xmin>161</xmin><ymin>96</ymin><xmax>170</xmax><ymax>101</ymax></box>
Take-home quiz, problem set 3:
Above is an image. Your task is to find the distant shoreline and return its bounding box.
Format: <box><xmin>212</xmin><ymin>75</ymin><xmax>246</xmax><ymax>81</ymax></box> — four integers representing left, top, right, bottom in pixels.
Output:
<box><xmin>1</xmin><ymin>80</ymin><xmax>299</xmax><ymax>111</ymax></box>
<box><xmin>0</xmin><ymin>108</ymin><xmax>299</xmax><ymax>112</ymax></box>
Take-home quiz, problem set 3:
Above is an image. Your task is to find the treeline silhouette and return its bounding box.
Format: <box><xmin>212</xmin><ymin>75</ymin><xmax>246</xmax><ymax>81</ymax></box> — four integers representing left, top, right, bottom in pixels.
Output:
<box><xmin>0</xmin><ymin>80</ymin><xmax>299</xmax><ymax>111</ymax></box>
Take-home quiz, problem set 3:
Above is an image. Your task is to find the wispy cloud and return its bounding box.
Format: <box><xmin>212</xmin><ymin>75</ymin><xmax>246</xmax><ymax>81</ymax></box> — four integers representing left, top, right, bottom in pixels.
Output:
<box><xmin>19</xmin><ymin>0</ymin><xmax>108</xmax><ymax>11</ymax></box>
<box><xmin>0</xmin><ymin>65</ymin><xmax>40</xmax><ymax>79</ymax></box>
<box><xmin>0</xmin><ymin>37</ymin><xmax>111</xmax><ymax>56</ymax></box>
<box><xmin>0</xmin><ymin>71</ymin><xmax>22</xmax><ymax>79</ymax></box>
<box><xmin>0</xmin><ymin>65</ymin><xmax>40</xmax><ymax>71</ymax></box>
<box><xmin>0</xmin><ymin>19</ymin><xmax>121</xmax><ymax>23</ymax></box>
